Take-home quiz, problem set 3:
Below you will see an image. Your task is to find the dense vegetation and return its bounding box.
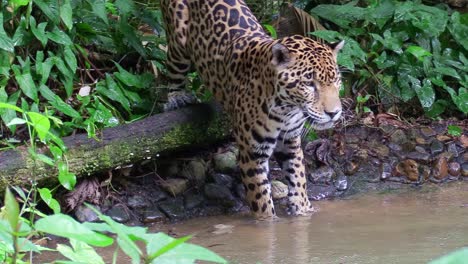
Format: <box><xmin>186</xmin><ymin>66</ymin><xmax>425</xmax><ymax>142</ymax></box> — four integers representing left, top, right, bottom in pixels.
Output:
<box><xmin>0</xmin><ymin>0</ymin><xmax>466</xmax><ymax>263</ymax></box>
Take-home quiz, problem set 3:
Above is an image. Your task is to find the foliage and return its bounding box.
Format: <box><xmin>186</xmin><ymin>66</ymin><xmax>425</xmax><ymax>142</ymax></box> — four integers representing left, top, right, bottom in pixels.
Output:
<box><xmin>429</xmin><ymin>248</ymin><xmax>468</xmax><ymax>264</ymax></box>
<box><xmin>309</xmin><ymin>0</ymin><xmax>467</xmax><ymax>117</ymax></box>
<box><xmin>0</xmin><ymin>0</ymin><xmax>162</xmax><ymax>146</ymax></box>
<box><xmin>1</xmin><ymin>188</ymin><xmax>227</xmax><ymax>264</ymax></box>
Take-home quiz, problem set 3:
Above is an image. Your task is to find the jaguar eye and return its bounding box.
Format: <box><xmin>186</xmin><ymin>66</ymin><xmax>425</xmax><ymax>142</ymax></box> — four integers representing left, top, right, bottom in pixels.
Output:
<box><xmin>303</xmin><ymin>81</ymin><xmax>315</xmax><ymax>87</ymax></box>
<box><xmin>304</xmin><ymin>73</ymin><xmax>313</xmax><ymax>79</ymax></box>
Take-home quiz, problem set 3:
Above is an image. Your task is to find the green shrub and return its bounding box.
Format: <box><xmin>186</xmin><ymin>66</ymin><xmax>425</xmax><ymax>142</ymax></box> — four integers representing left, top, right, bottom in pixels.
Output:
<box><xmin>309</xmin><ymin>0</ymin><xmax>467</xmax><ymax>117</ymax></box>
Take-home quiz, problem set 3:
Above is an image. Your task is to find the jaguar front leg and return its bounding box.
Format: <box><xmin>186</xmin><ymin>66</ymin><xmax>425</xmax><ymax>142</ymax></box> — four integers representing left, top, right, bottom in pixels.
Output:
<box><xmin>274</xmin><ymin>136</ymin><xmax>313</xmax><ymax>216</ymax></box>
<box><xmin>238</xmin><ymin>149</ymin><xmax>276</xmax><ymax>220</ymax></box>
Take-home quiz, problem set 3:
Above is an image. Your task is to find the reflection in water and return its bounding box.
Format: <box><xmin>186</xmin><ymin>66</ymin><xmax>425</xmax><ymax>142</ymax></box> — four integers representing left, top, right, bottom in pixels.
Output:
<box><xmin>160</xmin><ymin>182</ymin><xmax>468</xmax><ymax>264</ymax></box>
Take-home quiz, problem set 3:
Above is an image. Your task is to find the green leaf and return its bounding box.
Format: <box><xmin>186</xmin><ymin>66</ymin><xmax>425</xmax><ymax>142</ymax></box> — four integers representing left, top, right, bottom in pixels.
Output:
<box><xmin>443</xmin><ymin>86</ymin><xmax>468</xmax><ymax>114</ymax></box>
<box><xmin>310</xmin><ymin>2</ymin><xmax>367</xmax><ymax>29</ymax></box>
<box><xmin>115</xmin><ymin>0</ymin><xmax>135</xmax><ymax>15</ymax></box>
<box><xmin>429</xmin><ymin>248</ymin><xmax>468</xmax><ymax>264</ymax></box>
<box><xmin>0</xmin><ymin>13</ymin><xmax>14</xmax><ymax>52</ymax></box>
<box><xmin>4</xmin><ymin>188</ymin><xmax>20</xmax><ymax>231</ymax></box>
<box><xmin>36</xmin><ymin>153</ymin><xmax>55</xmax><ymax>166</ymax></box>
<box><xmin>56</xmin><ymin>239</ymin><xmax>105</xmax><ymax>264</ymax></box>
<box><xmin>406</xmin><ymin>46</ymin><xmax>432</xmax><ymax>61</ymax></box>
<box><xmin>145</xmin><ymin>233</ymin><xmax>227</xmax><ymax>264</ymax></box>
<box><xmin>448</xmin><ymin>12</ymin><xmax>468</xmax><ymax>50</ymax></box>
<box><xmin>60</xmin><ymin>0</ymin><xmax>73</xmax><ymax>30</ymax></box>
<box><xmin>414</xmin><ymin>79</ymin><xmax>435</xmax><ymax>108</ymax></box>
<box><xmin>11</xmin><ymin>65</ymin><xmax>38</xmax><ymax>101</ymax></box>
<box><xmin>434</xmin><ymin>66</ymin><xmax>460</xmax><ymax>79</ymax></box>
<box><xmin>57</xmin><ymin>161</ymin><xmax>76</xmax><ymax>190</ymax></box>
<box><xmin>96</xmin><ymin>75</ymin><xmax>131</xmax><ymax>112</ymax></box>
<box><xmin>35</xmin><ymin>214</ymin><xmax>114</xmax><ymax>247</ymax></box>
<box><xmin>447</xmin><ymin>125</ymin><xmax>462</xmax><ymax>137</ymax></box>
<box><xmin>6</xmin><ymin>117</ymin><xmax>27</xmax><ymax>126</ymax></box>
<box><xmin>0</xmin><ymin>101</ymin><xmax>23</xmax><ymax>113</ymax></box>
<box><xmin>91</xmin><ymin>0</ymin><xmax>109</xmax><ymax>24</ymax></box>
<box><xmin>27</xmin><ymin>111</ymin><xmax>50</xmax><ymax>141</ymax></box>
<box><xmin>263</xmin><ymin>24</ymin><xmax>277</xmax><ymax>39</ymax></box>
<box><xmin>47</xmin><ymin>27</ymin><xmax>73</xmax><ymax>45</ymax></box>
<box><xmin>38</xmin><ymin>188</ymin><xmax>61</xmax><ymax>214</ymax></box>
<box><xmin>33</xmin><ymin>0</ymin><xmax>60</xmax><ymax>25</ymax></box>
<box><xmin>30</xmin><ymin>17</ymin><xmax>48</xmax><ymax>47</ymax></box>
<box><xmin>114</xmin><ymin>63</ymin><xmax>153</xmax><ymax>89</ymax></box>
<box><xmin>63</xmin><ymin>46</ymin><xmax>77</xmax><ymax>74</ymax></box>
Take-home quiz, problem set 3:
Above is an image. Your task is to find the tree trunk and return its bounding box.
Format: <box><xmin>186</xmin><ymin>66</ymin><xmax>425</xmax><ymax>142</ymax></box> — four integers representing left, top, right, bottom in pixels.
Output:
<box><xmin>0</xmin><ymin>103</ymin><xmax>230</xmax><ymax>191</ymax></box>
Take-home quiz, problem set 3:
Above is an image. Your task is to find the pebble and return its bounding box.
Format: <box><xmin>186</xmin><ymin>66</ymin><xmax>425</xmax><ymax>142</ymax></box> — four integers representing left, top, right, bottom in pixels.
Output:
<box><xmin>447</xmin><ymin>143</ymin><xmax>459</xmax><ymax>158</ymax></box>
<box><xmin>181</xmin><ymin>160</ymin><xmax>207</xmax><ymax>183</ymax></box>
<box><xmin>106</xmin><ymin>206</ymin><xmax>130</xmax><ymax>223</ymax></box>
<box><xmin>184</xmin><ymin>193</ymin><xmax>205</xmax><ymax>210</ymax></box>
<box><xmin>390</xmin><ymin>129</ymin><xmax>408</xmax><ymax>145</ymax></box>
<box><xmin>344</xmin><ymin>160</ymin><xmax>359</xmax><ymax>175</ymax></box>
<box><xmin>380</xmin><ymin>162</ymin><xmax>392</xmax><ymax>180</ymax></box>
<box><xmin>415</xmin><ymin>137</ymin><xmax>427</xmax><ymax>145</ymax></box>
<box><xmin>334</xmin><ymin>174</ymin><xmax>348</xmax><ymax>191</ymax></box>
<box><xmin>448</xmin><ymin>162</ymin><xmax>461</xmax><ymax>177</ymax></box>
<box><xmin>433</xmin><ymin>157</ymin><xmax>448</xmax><ymax>180</ymax></box>
<box><xmin>160</xmin><ymin>178</ymin><xmax>189</xmax><ymax>196</ymax></box>
<box><xmin>204</xmin><ymin>183</ymin><xmax>237</xmax><ymax>207</ymax></box>
<box><xmin>75</xmin><ymin>205</ymin><xmax>99</xmax><ymax>222</ymax></box>
<box><xmin>462</xmin><ymin>163</ymin><xmax>468</xmax><ymax>177</ymax></box>
<box><xmin>212</xmin><ymin>173</ymin><xmax>234</xmax><ymax>188</ymax></box>
<box><xmin>213</xmin><ymin>151</ymin><xmax>237</xmax><ymax>173</ymax></box>
<box><xmin>142</xmin><ymin>206</ymin><xmax>166</xmax><ymax>223</ymax></box>
<box><xmin>460</xmin><ymin>134</ymin><xmax>468</xmax><ymax>148</ymax></box>
<box><xmin>309</xmin><ymin>166</ymin><xmax>335</xmax><ymax>184</ymax></box>
<box><xmin>436</xmin><ymin>135</ymin><xmax>452</xmax><ymax>142</ymax></box>
<box><xmin>370</xmin><ymin>143</ymin><xmax>390</xmax><ymax>157</ymax></box>
<box><xmin>415</xmin><ymin>146</ymin><xmax>427</xmax><ymax>154</ymax></box>
<box><xmin>127</xmin><ymin>195</ymin><xmax>149</xmax><ymax>209</ymax></box>
<box><xmin>388</xmin><ymin>142</ymin><xmax>402</xmax><ymax>152</ymax></box>
<box><xmin>271</xmin><ymin>180</ymin><xmax>288</xmax><ymax>199</ymax></box>
<box><xmin>158</xmin><ymin>198</ymin><xmax>186</xmax><ymax>220</ymax></box>
<box><xmin>406</xmin><ymin>152</ymin><xmax>431</xmax><ymax>163</ymax></box>
<box><xmin>430</xmin><ymin>140</ymin><xmax>444</xmax><ymax>155</ymax></box>
<box><xmin>395</xmin><ymin>159</ymin><xmax>419</xmax><ymax>181</ymax></box>
<box><xmin>420</xmin><ymin>127</ymin><xmax>436</xmax><ymax>137</ymax></box>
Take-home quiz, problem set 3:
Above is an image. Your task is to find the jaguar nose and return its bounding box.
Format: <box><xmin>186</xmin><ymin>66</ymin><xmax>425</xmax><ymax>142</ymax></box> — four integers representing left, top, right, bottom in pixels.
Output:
<box><xmin>325</xmin><ymin>110</ymin><xmax>341</xmax><ymax>121</ymax></box>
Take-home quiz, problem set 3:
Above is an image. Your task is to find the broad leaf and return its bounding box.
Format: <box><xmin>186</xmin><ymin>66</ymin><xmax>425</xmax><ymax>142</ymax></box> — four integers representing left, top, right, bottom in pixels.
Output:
<box><xmin>27</xmin><ymin>111</ymin><xmax>50</xmax><ymax>141</ymax></box>
<box><xmin>35</xmin><ymin>214</ymin><xmax>114</xmax><ymax>247</ymax></box>
<box><xmin>38</xmin><ymin>188</ymin><xmax>61</xmax><ymax>214</ymax></box>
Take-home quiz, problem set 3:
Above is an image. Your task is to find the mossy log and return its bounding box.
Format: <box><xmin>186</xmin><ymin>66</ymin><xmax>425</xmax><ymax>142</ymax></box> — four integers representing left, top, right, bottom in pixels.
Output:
<box><xmin>0</xmin><ymin>103</ymin><xmax>230</xmax><ymax>191</ymax></box>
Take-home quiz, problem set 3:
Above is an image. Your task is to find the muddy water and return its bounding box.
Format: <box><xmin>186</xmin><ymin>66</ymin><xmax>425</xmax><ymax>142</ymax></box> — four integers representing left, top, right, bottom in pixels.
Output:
<box><xmin>159</xmin><ymin>182</ymin><xmax>468</xmax><ymax>264</ymax></box>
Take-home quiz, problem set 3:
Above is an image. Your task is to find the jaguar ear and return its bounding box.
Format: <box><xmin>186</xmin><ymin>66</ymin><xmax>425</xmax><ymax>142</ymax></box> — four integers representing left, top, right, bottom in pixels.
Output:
<box><xmin>328</xmin><ymin>40</ymin><xmax>345</xmax><ymax>57</ymax></box>
<box><xmin>271</xmin><ymin>43</ymin><xmax>291</xmax><ymax>67</ymax></box>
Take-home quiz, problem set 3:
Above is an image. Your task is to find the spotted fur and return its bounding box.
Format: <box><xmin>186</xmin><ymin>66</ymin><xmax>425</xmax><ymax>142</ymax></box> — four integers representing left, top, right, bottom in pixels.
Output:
<box><xmin>162</xmin><ymin>0</ymin><xmax>343</xmax><ymax>219</ymax></box>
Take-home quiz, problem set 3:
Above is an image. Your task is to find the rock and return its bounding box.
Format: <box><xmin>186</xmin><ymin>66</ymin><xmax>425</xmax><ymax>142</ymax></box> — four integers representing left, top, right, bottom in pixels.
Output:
<box><xmin>334</xmin><ymin>174</ymin><xmax>348</xmax><ymax>191</ymax></box>
<box><xmin>309</xmin><ymin>166</ymin><xmax>335</xmax><ymax>184</ymax></box>
<box><xmin>127</xmin><ymin>194</ymin><xmax>149</xmax><ymax>209</ymax></box>
<box><xmin>390</xmin><ymin>129</ymin><xmax>408</xmax><ymax>145</ymax></box>
<box><xmin>235</xmin><ymin>183</ymin><xmax>246</xmax><ymax>200</ymax></box>
<box><xmin>158</xmin><ymin>198</ymin><xmax>186</xmax><ymax>220</ymax></box>
<box><xmin>401</xmin><ymin>141</ymin><xmax>416</xmax><ymax>152</ymax></box>
<box><xmin>355</xmin><ymin>149</ymin><xmax>369</xmax><ymax>162</ymax></box>
<box><xmin>369</xmin><ymin>142</ymin><xmax>390</xmax><ymax>157</ymax></box>
<box><xmin>75</xmin><ymin>204</ymin><xmax>99</xmax><ymax>222</ymax></box>
<box><xmin>448</xmin><ymin>162</ymin><xmax>461</xmax><ymax>177</ymax></box>
<box><xmin>142</xmin><ymin>206</ymin><xmax>166</xmax><ymax>223</ymax></box>
<box><xmin>406</xmin><ymin>152</ymin><xmax>431</xmax><ymax>164</ymax></box>
<box><xmin>271</xmin><ymin>180</ymin><xmax>288</xmax><ymax>199</ymax></box>
<box><xmin>420</xmin><ymin>127</ymin><xmax>436</xmax><ymax>137</ymax></box>
<box><xmin>438</xmin><ymin>151</ymin><xmax>455</xmax><ymax>162</ymax></box>
<box><xmin>160</xmin><ymin>178</ymin><xmax>189</xmax><ymax>196</ymax></box>
<box><xmin>415</xmin><ymin>146</ymin><xmax>427</xmax><ymax>153</ymax></box>
<box><xmin>106</xmin><ymin>206</ymin><xmax>130</xmax><ymax>223</ymax></box>
<box><xmin>430</xmin><ymin>140</ymin><xmax>444</xmax><ymax>155</ymax></box>
<box><xmin>415</xmin><ymin>137</ymin><xmax>427</xmax><ymax>145</ymax></box>
<box><xmin>395</xmin><ymin>159</ymin><xmax>419</xmax><ymax>181</ymax></box>
<box><xmin>380</xmin><ymin>162</ymin><xmax>392</xmax><ymax>180</ymax></box>
<box><xmin>204</xmin><ymin>183</ymin><xmax>237</xmax><ymax>207</ymax></box>
<box><xmin>447</xmin><ymin>143</ymin><xmax>459</xmax><ymax>158</ymax></box>
<box><xmin>460</xmin><ymin>134</ymin><xmax>468</xmax><ymax>148</ymax></box>
<box><xmin>388</xmin><ymin>142</ymin><xmax>402</xmax><ymax>152</ymax></box>
<box><xmin>436</xmin><ymin>135</ymin><xmax>452</xmax><ymax>142</ymax></box>
<box><xmin>421</xmin><ymin>165</ymin><xmax>431</xmax><ymax>181</ymax></box>
<box><xmin>433</xmin><ymin>157</ymin><xmax>448</xmax><ymax>180</ymax></box>
<box><xmin>181</xmin><ymin>160</ymin><xmax>207</xmax><ymax>183</ymax></box>
<box><xmin>213</xmin><ymin>151</ymin><xmax>237</xmax><ymax>173</ymax></box>
<box><xmin>184</xmin><ymin>193</ymin><xmax>205</xmax><ymax>210</ymax></box>
<box><xmin>462</xmin><ymin>163</ymin><xmax>468</xmax><ymax>177</ymax></box>
<box><xmin>212</xmin><ymin>173</ymin><xmax>234</xmax><ymax>188</ymax></box>
<box><xmin>345</xmin><ymin>134</ymin><xmax>360</xmax><ymax>144</ymax></box>
<box><xmin>344</xmin><ymin>160</ymin><xmax>359</xmax><ymax>175</ymax></box>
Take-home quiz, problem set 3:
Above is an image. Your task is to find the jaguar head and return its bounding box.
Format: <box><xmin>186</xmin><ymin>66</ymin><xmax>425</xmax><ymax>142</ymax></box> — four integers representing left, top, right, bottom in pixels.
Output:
<box><xmin>272</xmin><ymin>36</ymin><xmax>344</xmax><ymax>130</ymax></box>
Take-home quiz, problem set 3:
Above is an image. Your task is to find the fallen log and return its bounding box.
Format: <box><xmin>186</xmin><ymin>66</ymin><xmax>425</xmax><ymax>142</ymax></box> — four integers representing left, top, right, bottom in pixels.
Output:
<box><xmin>0</xmin><ymin>103</ymin><xmax>230</xmax><ymax>191</ymax></box>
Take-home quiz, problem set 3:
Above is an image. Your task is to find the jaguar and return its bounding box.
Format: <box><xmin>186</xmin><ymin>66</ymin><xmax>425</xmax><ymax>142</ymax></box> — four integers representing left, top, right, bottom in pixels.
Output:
<box><xmin>161</xmin><ymin>0</ymin><xmax>344</xmax><ymax>219</ymax></box>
